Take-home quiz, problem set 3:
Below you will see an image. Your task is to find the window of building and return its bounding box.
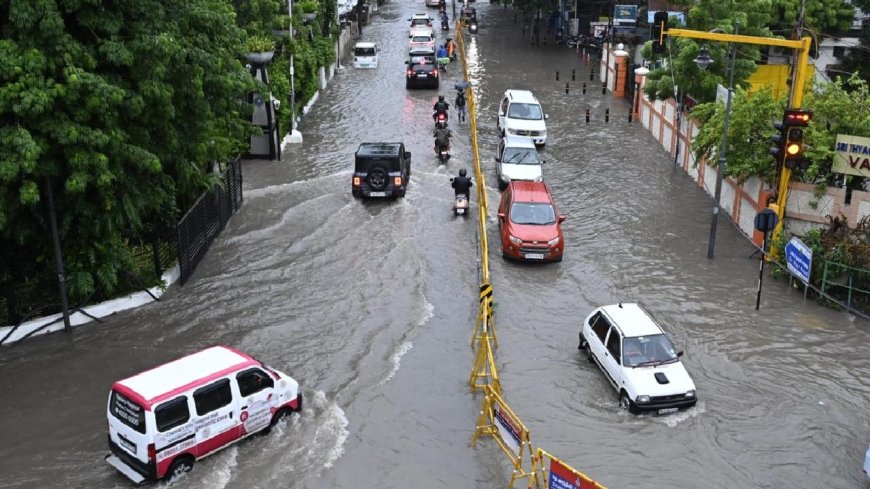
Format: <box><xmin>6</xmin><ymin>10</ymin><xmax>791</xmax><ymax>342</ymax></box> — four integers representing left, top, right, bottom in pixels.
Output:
<box><xmin>833</xmin><ymin>46</ymin><xmax>846</xmax><ymax>59</ymax></box>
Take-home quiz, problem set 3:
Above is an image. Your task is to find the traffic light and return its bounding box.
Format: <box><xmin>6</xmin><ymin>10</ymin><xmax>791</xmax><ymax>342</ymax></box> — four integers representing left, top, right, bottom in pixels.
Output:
<box><xmin>783</xmin><ymin>109</ymin><xmax>812</xmax><ymax>170</ymax></box>
<box><xmin>651</xmin><ymin>12</ymin><xmax>668</xmax><ymax>54</ymax></box>
<box><xmin>769</xmin><ymin>121</ymin><xmax>786</xmax><ymax>162</ymax></box>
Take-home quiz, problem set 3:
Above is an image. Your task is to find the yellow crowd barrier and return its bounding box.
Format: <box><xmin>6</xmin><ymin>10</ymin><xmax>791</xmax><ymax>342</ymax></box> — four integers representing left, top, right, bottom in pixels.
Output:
<box><xmin>455</xmin><ymin>21</ymin><xmax>608</xmax><ymax>489</ymax></box>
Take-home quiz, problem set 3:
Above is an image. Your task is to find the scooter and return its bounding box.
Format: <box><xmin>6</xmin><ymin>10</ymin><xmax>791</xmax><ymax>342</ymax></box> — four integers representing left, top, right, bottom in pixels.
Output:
<box><xmin>434</xmin><ymin>111</ymin><xmax>448</xmax><ymax>128</ymax></box>
<box><xmin>453</xmin><ymin>193</ymin><xmax>469</xmax><ymax>216</ymax></box>
<box><xmin>441</xmin><ymin>18</ymin><xmax>449</xmax><ymax>31</ymax></box>
<box><xmin>468</xmin><ymin>21</ymin><xmax>478</xmax><ymax>34</ymax></box>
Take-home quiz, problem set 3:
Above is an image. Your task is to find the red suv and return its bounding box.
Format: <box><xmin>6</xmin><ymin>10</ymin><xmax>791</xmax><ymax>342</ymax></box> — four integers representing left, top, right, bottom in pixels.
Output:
<box><xmin>497</xmin><ymin>181</ymin><xmax>565</xmax><ymax>262</ymax></box>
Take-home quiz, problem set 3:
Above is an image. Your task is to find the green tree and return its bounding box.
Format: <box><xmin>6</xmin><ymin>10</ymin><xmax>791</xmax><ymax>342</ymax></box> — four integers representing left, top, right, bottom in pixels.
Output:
<box><xmin>690</xmin><ymin>86</ymin><xmax>783</xmax><ymax>182</ymax></box>
<box><xmin>0</xmin><ymin>0</ymin><xmax>254</xmax><ymax>301</ymax></box>
<box><xmin>643</xmin><ymin>0</ymin><xmax>855</xmax><ymax>103</ymax></box>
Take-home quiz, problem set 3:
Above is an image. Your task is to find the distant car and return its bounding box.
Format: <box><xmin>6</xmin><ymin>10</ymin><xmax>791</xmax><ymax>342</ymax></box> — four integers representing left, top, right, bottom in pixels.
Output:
<box><xmin>497</xmin><ymin>181</ymin><xmax>565</xmax><ymax>262</ymax></box>
<box><xmin>425</xmin><ymin>0</ymin><xmax>442</xmax><ymax>7</ymax></box>
<box><xmin>409</xmin><ymin>13</ymin><xmax>432</xmax><ymax>27</ymax></box>
<box><xmin>409</xmin><ymin>34</ymin><xmax>436</xmax><ymax>55</ymax></box>
<box><xmin>352</xmin><ymin>142</ymin><xmax>412</xmax><ymax>199</ymax></box>
<box><xmin>495</xmin><ymin>136</ymin><xmax>544</xmax><ymax>190</ymax></box>
<box><xmin>405</xmin><ymin>54</ymin><xmax>439</xmax><ymax>89</ymax></box>
<box><xmin>409</xmin><ymin>24</ymin><xmax>434</xmax><ymax>38</ymax></box>
<box><xmin>579</xmin><ymin>303</ymin><xmax>697</xmax><ymax>415</ymax></box>
<box><xmin>352</xmin><ymin>42</ymin><xmax>378</xmax><ymax>68</ymax></box>
<box><xmin>497</xmin><ymin>89</ymin><xmax>548</xmax><ymax>145</ymax></box>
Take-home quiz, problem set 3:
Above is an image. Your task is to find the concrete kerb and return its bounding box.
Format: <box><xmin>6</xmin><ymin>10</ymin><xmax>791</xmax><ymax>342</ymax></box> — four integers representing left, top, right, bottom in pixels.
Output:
<box><xmin>0</xmin><ymin>265</ymin><xmax>181</xmax><ymax>346</ymax></box>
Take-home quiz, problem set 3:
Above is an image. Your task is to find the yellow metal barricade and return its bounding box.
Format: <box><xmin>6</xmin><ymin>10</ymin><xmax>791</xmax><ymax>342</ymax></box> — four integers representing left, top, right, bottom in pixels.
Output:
<box><xmin>471</xmin><ymin>385</ymin><xmax>535</xmax><ymax>489</ymax></box>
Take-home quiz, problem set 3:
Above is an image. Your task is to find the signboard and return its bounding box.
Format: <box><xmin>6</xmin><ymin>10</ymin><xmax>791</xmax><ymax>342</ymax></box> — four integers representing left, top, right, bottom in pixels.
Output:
<box><xmin>492</xmin><ymin>398</ymin><xmax>522</xmax><ymax>456</ymax></box>
<box><xmin>715</xmin><ymin>84</ymin><xmax>731</xmax><ymax>105</ymax></box>
<box><xmin>549</xmin><ymin>457</ymin><xmax>584</xmax><ymax>489</ymax></box>
<box><xmin>833</xmin><ymin>134</ymin><xmax>870</xmax><ymax>177</ymax></box>
<box><xmin>613</xmin><ymin>5</ymin><xmax>637</xmax><ymax>23</ymax></box>
<box><xmin>647</xmin><ymin>11</ymin><xmax>685</xmax><ymax>24</ymax></box>
<box><xmin>785</xmin><ymin>237</ymin><xmax>813</xmax><ymax>284</ymax></box>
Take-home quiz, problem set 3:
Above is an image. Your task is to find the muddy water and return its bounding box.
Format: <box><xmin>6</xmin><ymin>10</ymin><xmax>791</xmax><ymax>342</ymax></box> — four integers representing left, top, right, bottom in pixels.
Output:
<box><xmin>1</xmin><ymin>2</ymin><xmax>868</xmax><ymax>489</ymax></box>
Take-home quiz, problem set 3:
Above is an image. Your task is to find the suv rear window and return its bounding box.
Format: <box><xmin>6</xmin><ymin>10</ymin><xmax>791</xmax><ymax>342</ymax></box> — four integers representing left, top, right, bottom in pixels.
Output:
<box><xmin>110</xmin><ymin>390</ymin><xmax>146</xmax><ymax>434</ymax></box>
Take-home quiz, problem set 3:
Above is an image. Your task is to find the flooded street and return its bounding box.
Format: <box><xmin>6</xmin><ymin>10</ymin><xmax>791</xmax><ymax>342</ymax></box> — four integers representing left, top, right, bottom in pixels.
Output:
<box><xmin>1</xmin><ymin>1</ymin><xmax>869</xmax><ymax>488</ymax></box>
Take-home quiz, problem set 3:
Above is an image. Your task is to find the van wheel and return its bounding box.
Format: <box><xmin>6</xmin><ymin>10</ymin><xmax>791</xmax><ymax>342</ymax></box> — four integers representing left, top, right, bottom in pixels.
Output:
<box><xmin>270</xmin><ymin>407</ymin><xmax>293</xmax><ymax>428</ymax></box>
<box><xmin>167</xmin><ymin>457</ymin><xmax>194</xmax><ymax>481</ymax></box>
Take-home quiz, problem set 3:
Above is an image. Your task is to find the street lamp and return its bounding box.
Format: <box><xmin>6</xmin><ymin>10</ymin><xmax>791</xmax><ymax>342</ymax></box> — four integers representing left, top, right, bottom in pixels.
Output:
<box><xmin>694</xmin><ymin>21</ymin><xmax>738</xmax><ymax>259</ymax></box>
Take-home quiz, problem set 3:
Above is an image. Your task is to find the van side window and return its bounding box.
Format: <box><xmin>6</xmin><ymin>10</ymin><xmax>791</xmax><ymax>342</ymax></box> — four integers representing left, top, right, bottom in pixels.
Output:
<box><xmin>110</xmin><ymin>390</ymin><xmax>146</xmax><ymax>434</ymax></box>
<box><xmin>193</xmin><ymin>379</ymin><xmax>232</xmax><ymax>416</ymax></box>
<box><xmin>606</xmin><ymin>327</ymin><xmax>622</xmax><ymax>364</ymax></box>
<box><xmin>590</xmin><ymin>313</ymin><xmax>609</xmax><ymax>343</ymax></box>
<box><xmin>155</xmin><ymin>396</ymin><xmax>190</xmax><ymax>432</ymax></box>
<box><xmin>236</xmin><ymin>368</ymin><xmax>275</xmax><ymax>397</ymax></box>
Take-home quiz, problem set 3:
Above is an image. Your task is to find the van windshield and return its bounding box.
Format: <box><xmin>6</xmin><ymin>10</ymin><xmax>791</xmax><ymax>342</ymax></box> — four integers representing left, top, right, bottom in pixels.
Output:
<box><xmin>110</xmin><ymin>390</ymin><xmax>146</xmax><ymax>434</ymax></box>
<box><xmin>508</xmin><ymin>102</ymin><xmax>543</xmax><ymax>120</ymax></box>
<box><xmin>355</xmin><ymin>47</ymin><xmax>376</xmax><ymax>56</ymax></box>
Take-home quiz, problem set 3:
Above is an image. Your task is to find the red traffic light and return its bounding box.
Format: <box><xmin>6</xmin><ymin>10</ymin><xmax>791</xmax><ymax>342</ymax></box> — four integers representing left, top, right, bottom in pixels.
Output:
<box><xmin>783</xmin><ymin>109</ymin><xmax>813</xmax><ymax>126</ymax></box>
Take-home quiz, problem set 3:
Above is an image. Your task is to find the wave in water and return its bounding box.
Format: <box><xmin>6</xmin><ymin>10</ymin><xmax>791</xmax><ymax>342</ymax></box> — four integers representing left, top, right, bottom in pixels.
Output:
<box><xmin>306</xmin><ymin>390</ymin><xmax>351</xmax><ymax>470</ymax></box>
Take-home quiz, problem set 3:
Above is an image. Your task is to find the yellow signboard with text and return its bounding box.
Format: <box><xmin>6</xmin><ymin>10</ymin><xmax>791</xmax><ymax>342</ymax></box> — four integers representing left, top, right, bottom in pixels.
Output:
<box><xmin>833</xmin><ymin>134</ymin><xmax>870</xmax><ymax>177</ymax></box>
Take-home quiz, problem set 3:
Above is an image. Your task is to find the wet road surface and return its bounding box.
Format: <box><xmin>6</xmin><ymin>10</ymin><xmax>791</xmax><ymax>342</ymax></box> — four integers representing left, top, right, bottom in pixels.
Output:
<box><xmin>1</xmin><ymin>1</ymin><xmax>869</xmax><ymax>488</ymax></box>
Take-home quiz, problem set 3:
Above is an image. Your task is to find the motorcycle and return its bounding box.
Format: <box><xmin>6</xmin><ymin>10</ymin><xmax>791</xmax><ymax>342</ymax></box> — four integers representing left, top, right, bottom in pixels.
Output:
<box><xmin>453</xmin><ymin>193</ymin><xmax>469</xmax><ymax>216</ymax></box>
<box><xmin>435</xmin><ymin>143</ymin><xmax>450</xmax><ymax>164</ymax></box>
<box><xmin>468</xmin><ymin>21</ymin><xmax>478</xmax><ymax>34</ymax></box>
<box><xmin>441</xmin><ymin>18</ymin><xmax>449</xmax><ymax>31</ymax></box>
<box><xmin>434</xmin><ymin>110</ymin><xmax>448</xmax><ymax>128</ymax></box>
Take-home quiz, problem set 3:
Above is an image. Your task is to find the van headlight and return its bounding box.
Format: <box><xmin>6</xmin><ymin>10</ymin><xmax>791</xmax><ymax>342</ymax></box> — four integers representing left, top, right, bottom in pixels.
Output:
<box><xmin>685</xmin><ymin>390</ymin><xmax>696</xmax><ymax>398</ymax></box>
<box><xmin>636</xmin><ymin>395</ymin><xmax>650</xmax><ymax>404</ymax></box>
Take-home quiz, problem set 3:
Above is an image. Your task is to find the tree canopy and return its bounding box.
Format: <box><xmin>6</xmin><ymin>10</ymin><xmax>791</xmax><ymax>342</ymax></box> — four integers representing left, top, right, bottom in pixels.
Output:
<box><xmin>0</xmin><ymin>0</ymin><xmax>255</xmax><ymax>300</ymax></box>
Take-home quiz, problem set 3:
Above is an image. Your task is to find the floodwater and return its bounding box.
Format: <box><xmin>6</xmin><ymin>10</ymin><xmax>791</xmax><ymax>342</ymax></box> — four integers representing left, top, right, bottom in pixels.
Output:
<box><xmin>1</xmin><ymin>1</ymin><xmax>868</xmax><ymax>489</ymax></box>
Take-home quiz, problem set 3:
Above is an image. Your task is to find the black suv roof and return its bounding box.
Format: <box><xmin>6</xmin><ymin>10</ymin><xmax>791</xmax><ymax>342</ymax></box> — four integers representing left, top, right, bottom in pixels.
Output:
<box><xmin>356</xmin><ymin>143</ymin><xmax>402</xmax><ymax>158</ymax></box>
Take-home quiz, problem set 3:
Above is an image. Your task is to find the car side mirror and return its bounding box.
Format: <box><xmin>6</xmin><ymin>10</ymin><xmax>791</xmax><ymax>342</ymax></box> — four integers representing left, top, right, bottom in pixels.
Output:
<box><xmin>558</xmin><ymin>215</ymin><xmax>566</xmax><ymax>223</ymax></box>
<box><xmin>497</xmin><ymin>212</ymin><xmax>505</xmax><ymax>221</ymax></box>
<box><xmin>494</xmin><ymin>156</ymin><xmax>500</xmax><ymax>162</ymax></box>
<box><xmin>404</xmin><ymin>60</ymin><xmax>409</xmax><ymax>64</ymax></box>
<box><xmin>677</xmin><ymin>350</ymin><xmax>684</xmax><ymax>357</ymax></box>
<box><xmin>405</xmin><ymin>151</ymin><xmax>411</xmax><ymax>159</ymax></box>
<box><xmin>544</xmin><ymin>114</ymin><xmax>549</xmax><ymax>120</ymax></box>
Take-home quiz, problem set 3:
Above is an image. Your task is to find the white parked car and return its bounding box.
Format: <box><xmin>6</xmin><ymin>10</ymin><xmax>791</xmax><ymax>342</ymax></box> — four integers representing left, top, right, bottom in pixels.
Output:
<box><xmin>497</xmin><ymin>89</ymin><xmax>548</xmax><ymax>145</ymax></box>
<box><xmin>353</xmin><ymin>42</ymin><xmax>378</xmax><ymax>68</ymax></box>
<box><xmin>579</xmin><ymin>303</ymin><xmax>697</xmax><ymax>414</ymax></box>
<box><xmin>864</xmin><ymin>443</ymin><xmax>870</xmax><ymax>482</ymax></box>
<box><xmin>495</xmin><ymin>136</ymin><xmax>544</xmax><ymax>190</ymax></box>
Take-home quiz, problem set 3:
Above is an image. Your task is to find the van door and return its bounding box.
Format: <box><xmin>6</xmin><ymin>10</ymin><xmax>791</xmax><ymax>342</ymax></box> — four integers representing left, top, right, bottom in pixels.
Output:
<box><xmin>191</xmin><ymin>378</ymin><xmax>240</xmax><ymax>457</ymax></box>
<box><xmin>235</xmin><ymin>367</ymin><xmax>276</xmax><ymax>436</ymax></box>
<box><xmin>107</xmin><ymin>389</ymin><xmax>150</xmax><ymax>468</ymax></box>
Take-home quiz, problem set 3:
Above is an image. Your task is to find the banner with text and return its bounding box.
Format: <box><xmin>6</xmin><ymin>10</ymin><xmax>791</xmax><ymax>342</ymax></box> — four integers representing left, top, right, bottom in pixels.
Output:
<box><xmin>833</xmin><ymin>134</ymin><xmax>870</xmax><ymax>177</ymax></box>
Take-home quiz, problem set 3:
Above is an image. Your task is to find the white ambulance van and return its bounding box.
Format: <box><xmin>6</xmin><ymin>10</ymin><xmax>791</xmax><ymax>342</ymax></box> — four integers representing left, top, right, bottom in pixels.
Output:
<box><xmin>105</xmin><ymin>346</ymin><xmax>301</xmax><ymax>484</ymax></box>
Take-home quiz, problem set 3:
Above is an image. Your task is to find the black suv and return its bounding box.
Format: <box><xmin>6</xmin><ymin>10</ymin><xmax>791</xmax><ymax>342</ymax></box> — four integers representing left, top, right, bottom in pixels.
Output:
<box><xmin>352</xmin><ymin>143</ymin><xmax>412</xmax><ymax>199</ymax></box>
<box><xmin>405</xmin><ymin>54</ymin><xmax>439</xmax><ymax>89</ymax></box>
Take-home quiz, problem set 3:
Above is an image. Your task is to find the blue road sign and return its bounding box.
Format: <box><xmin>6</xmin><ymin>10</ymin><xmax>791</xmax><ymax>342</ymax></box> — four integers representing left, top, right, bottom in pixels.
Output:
<box><xmin>785</xmin><ymin>237</ymin><xmax>812</xmax><ymax>283</ymax></box>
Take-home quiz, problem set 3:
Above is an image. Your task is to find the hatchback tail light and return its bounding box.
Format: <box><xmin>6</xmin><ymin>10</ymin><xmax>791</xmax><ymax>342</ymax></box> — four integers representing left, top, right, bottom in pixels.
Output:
<box><xmin>394</xmin><ymin>176</ymin><xmax>402</xmax><ymax>186</ymax></box>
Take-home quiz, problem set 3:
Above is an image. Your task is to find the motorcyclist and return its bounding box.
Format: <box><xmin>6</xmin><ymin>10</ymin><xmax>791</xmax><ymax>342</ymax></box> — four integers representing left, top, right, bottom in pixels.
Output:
<box><xmin>433</xmin><ymin>95</ymin><xmax>450</xmax><ymax>121</ymax></box>
<box><xmin>436</xmin><ymin>44</ymin><xmax>450</xmax><ymax>71</ymax></box>
<box><xmin>451</xmin><ymin>168</ymin><xmax>473</xmax><ymax>196</ymax></box>
<box><xmin>433</xmin><ymin>124</ymin><xmax>452</xmax><ymax>154</ymax></box>
<box><xmin>454</xmin><ymin>88</ymin><xmax>467</xmax><ymax>123</ymax></box>
<box><xmin>445</xmin><ymin>38</ymin><xmax>457</xmax><ymax>60</ymax></box>
<box><xmin>440</xmin><ymin>11</ymin><xmax>449</xmax><ymax>26</ymax></box>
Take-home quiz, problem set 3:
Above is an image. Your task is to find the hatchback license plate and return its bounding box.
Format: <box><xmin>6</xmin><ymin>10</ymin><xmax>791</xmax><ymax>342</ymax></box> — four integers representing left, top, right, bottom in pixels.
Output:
<box><xmin>657</xmin><ymin>407</ymin><xmax>678</xmax><ymax>415</ymax></box>
<box><xmin>525</xmin><ymin>253</ymin><xmax>544</xmax><ymax>260</ymax></box>
<box><xmin>368</xmin><ymin>191</ymin><xmax>386</xmax><ymax>197</ymax></box>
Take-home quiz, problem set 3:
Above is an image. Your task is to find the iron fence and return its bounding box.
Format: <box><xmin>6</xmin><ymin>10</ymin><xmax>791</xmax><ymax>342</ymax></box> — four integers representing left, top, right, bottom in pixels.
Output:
<box><xmin>176</xmin><ymin>157</ymin><xmax>244</xmax><ymax>285</ymax></box>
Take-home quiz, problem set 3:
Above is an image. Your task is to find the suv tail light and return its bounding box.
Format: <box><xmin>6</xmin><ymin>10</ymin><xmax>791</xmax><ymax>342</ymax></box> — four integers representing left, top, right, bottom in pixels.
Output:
<box><xmin>407</xmin><ymin>69</ymin><xmax>414</xmax><ymax>76</ymax></box>
<box><xmin>147</xmin><ymin>443</ymin><xmax>156</xmax><ymax>462</ymax></box>
<box><xmin>353</xmin><ymin>176</ymin><xmax>361</xmax><ymax>187</ymax></box>
<box><xmin>433</xmin><ymin>69</ymin><xmax>438</xmax><ymax>76</ymax></box>
<box><xmin>393</xmin><ymin>176</ymin><xmax>402</xmax><ymax>186</ymax></box>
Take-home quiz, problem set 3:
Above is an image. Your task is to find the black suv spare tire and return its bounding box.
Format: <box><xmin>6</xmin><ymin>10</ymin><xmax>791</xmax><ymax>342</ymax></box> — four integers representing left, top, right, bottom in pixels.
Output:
<box><xmin>367</xmin><ymin>166</ymin><xmax>389</xmax><ymax>190</ymax></box>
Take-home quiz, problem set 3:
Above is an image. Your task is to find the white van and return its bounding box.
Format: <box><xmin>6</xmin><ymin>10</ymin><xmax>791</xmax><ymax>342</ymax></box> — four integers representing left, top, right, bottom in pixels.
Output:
<box><xmin>105</xmin><ymin>346</ymin><xmax>301</xmax><ymax>484</ymax></box>
<box><xmin>353</xmin><ymin>42</ymin><xmax>378</xmax><ymax>68</ymax></box>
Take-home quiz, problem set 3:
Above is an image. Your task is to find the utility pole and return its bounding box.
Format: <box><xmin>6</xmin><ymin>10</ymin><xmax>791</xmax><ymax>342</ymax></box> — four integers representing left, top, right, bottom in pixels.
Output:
<box><xmin>45</xmin><ymin>177</ymin><xmax>71</xmax><ymax>332</ymax></box>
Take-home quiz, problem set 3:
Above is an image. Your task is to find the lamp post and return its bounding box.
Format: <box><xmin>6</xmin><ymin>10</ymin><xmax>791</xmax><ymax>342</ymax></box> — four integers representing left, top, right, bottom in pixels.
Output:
<box><xmin>695</xmin><ymin>21</ymin><xmax>738</xmax><ymax>259</ymax></box>
<box><xmin>287</xmin><ymin>0</ymin><xmax>296</xmax><ymax>134</ymax></box>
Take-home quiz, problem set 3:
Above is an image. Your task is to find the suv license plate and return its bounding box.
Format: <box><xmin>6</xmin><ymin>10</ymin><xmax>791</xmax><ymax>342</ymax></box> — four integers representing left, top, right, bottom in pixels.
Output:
<box><xmin>417</xmin><ymin>74</ymin><xmax>428</xmax><ymax>78</ymax></box>
<box><xmin>657</xmin><ymin>407</ymin><xmax>678</xmax><ymax>415</ymax></box>
<box><xmin>525</xmin><ymin>253</ymin><xmax>544</xmax><ymax>260</ymax></box>
<box><xmin>369</xmin><ymin>191</ymin><xmax>386</xmax><ymax>197</ymax></box>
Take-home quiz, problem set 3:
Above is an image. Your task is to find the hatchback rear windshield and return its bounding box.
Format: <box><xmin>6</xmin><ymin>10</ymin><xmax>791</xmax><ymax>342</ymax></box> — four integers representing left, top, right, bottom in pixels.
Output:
<box><xmin>510</xmin><ymin>202</ymin><xmax>555</xmax><ymax>225</ymax></box>
<box><xmin>110</xmin><ymin>390</ymin><xmax>146</xmax><ymax>434</ymax></box>
<box><xmin>508</xmin><ymin>102</ymin><xmax>543</xmax><ymax>120</ymax></box>
<box><xmin>355</xmin><ymin>47</ymin><xmax>376</xmax><ymax>56</ymax></box>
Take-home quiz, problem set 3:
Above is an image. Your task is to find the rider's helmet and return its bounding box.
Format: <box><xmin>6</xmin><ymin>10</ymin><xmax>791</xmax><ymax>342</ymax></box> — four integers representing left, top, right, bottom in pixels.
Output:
<box><xmin>438</xmin><ymin>95</ymin><xmax>445</xmax><ymax>102</ymax></box>
<box><xmin>459</xmin><ymin>168</ymin><xmax>467</xmax><ymax>177</ymax></box>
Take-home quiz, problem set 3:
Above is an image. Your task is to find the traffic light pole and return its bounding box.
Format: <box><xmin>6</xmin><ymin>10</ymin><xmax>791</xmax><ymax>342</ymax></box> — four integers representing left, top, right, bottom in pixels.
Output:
<box><xmin>665</xmin><ymin>28</ymin><xmax>812</xmax><ymax>240</ymax></box>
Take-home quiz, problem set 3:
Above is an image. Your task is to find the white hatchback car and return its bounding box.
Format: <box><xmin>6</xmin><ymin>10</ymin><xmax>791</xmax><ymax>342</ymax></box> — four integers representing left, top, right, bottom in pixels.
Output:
<box><xmin>497</xmin><ymin>89</ymin><xmax>548</xmax><ymax>145</ymax></box>
<box><xmin>495</xmin><ymin>136</ymin><xmax>544</xmax><ymax>190</ymax></box>
<box><xmin>579</xmin><ymin>303</ymin><xmax>697</xmax><ymax>414</ymax></box>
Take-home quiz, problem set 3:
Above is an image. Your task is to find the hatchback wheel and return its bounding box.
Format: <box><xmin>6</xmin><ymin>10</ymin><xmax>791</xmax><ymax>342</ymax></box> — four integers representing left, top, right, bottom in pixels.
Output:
<box><xmin>619</xmin><ymin>392</ymin><xmax>636</xmax><ymax>413</ymax></box>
